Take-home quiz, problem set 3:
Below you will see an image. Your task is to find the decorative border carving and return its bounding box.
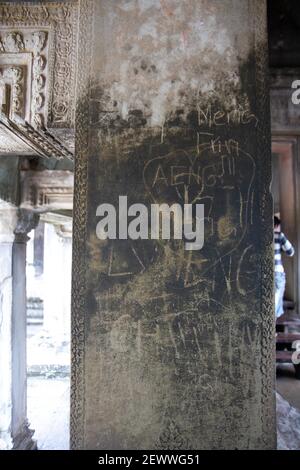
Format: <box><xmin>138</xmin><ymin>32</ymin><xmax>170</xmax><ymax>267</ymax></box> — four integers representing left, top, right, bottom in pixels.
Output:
<box><xmin>0</xmin><ymin>65</ymin><xmax>24</xmax><ymax>116</ymax></box>
<box><xmin>70</xmin><ymin>0</ymin><xmax>91</xmax><ymax>450</ymax></box>
<box><xmin>0</xmin><ymin>1</ymin><xmax>78</xmax><ymax>128</ymax></box>
<box><xmin>252</xmin><ymin>0</ymin><xmax>277</xmax><ymax>449</ymax></box>
<box><xmin>0</xmin><ymin>114</ymin><xmax>74</xmax><ymax>159</ymax></box>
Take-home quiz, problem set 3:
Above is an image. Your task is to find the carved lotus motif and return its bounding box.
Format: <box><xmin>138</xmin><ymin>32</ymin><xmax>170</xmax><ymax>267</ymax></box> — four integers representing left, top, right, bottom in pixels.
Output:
<box><xmin>56</xmin><ymin>41</ymin><xmax>71</xmax><ymax>58</ymax></box>
<box><xmin>56</xmin><ymin>62</ymin><xmax>70</xmax><ymax>78</ymax></box>
<box><xmin>52</xmin><ymin>100</ymin><xmax>68</xmax><ymax>121</ymax></box>
<box><xmin>57</xmin><ymin>23</ymin><xmax>72</xmax><ymax>42</ymax></box>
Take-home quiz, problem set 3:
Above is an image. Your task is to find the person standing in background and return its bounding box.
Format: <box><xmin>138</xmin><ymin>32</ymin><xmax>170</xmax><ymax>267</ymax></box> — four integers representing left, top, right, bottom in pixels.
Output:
<box><xmin>274</xmin><ymin>215</ymin><xmax>295</xmax><ymax>318</ymax></box>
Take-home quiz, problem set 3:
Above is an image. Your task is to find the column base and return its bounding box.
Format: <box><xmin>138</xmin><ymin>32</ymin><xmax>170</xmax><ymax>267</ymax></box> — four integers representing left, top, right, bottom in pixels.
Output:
<box><xmin>13</xmin><ymin>423</ymin><xmax>37</xmax><ymax>450</ymax></box>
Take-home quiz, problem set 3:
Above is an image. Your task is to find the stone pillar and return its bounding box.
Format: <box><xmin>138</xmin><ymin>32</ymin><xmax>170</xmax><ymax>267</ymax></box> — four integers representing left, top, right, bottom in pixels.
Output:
<box><xmin>58</xmin><ymin>231</ymin><xmax>72</xmax><ymax>341</ymax></box>
<box><xmin>33</xmin><ymin>222</ymin><xmax>45</xmax><ymax>278</ymax></box>
<box><xmin>72</xmin><ymin>0</ymin><xmax>276</xmax><ymax>449</ymax></box>
<box><xmin>12</xmin><ymin>209</ymin><xmax>38</xmax><ymax>449</ymax></box>
<box><xmin>0</xmin><ymin>205</ymin><xmax>37</xmax><ymax>449</ymax></box>
<box><xmin>43</xmin><ymin>219</ymin><xmax>72</xmax><ymax>345</ymax></box>
<box><xmin>0</xmin><ymin>202</ymin><xmax>17</xmax><ymax>450</ymax></box>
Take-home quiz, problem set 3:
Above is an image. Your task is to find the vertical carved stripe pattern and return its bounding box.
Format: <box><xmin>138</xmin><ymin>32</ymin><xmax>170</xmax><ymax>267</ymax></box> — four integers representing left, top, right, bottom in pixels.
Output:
<box><xmin>70</xmin><ymin>0</ymin><xmax>93</xmax><ymax>450</ymax></box>
<box><xmin>252</xmin><ymin>0</ymin><xmax>277</xmax><ymax>449</ymax></box>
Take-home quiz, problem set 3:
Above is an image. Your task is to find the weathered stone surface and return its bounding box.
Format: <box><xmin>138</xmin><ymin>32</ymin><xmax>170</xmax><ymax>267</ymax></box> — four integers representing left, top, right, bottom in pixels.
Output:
<box><xmin>72</xmin><ymin>0</ymin><xmax>276</xmax><ymax>449</ymax></box>
<box><xmin>0</xmin><ymin>157</ymin><xmax>19</xmax><ymax>205</ymax></box>
<box><xmin>277</xmin><ymin>393</ymin><xmax>300</xmax><ymax>450</ymax></box>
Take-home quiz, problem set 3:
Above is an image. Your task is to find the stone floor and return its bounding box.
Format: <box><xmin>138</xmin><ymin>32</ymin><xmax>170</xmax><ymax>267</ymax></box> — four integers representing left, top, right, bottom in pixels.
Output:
<box><xmin>27</xmin><ymin>376</ymin><xmax>70</xmax><ymax>450</ymax></box>
<box><xmin>27</xmin><ymin>324</ymin><xmax>70</xmax><ymax>450</ymax></box>
<box><xmin>27</xmin><ymin>328</ymin><xmax>69</xmax><ymax>376</ymax></box>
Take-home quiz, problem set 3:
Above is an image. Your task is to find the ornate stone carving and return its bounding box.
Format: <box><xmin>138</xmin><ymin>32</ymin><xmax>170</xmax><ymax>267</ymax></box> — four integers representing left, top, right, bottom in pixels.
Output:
<box><xmin>0</xmin><ymin>29</ymin><xmax>48</xmax><ymax>127</ymax></box>
<box><xmin>0</xmin><ymin>65</ymin><xmax>24</xmax><ymax>116</ymax></box>
<box><xmin>30</xmin><ymin>31</ymin><xmax>47</xmax><ymax>55</ymax></box>
<box><xmin>0</xmin><ymin>114</ymin><xmax>74</xmax><ymax>159</ymax></box>
<box><xmin>70</xmin><ymin>0</ymin><xmax>91</xmax><ymax>450</ymax></box>
<box><xmin>0</xmin><ymin>2</ymin><xmax>77</xmax><ymax>129</ymax></box>
<box><xmin>156</xmin><ymin>419</ymin><xmax>191</xmax><ymax>450</ymax></box>
<box><xmin>246</xmin><ymin>0</ymin><xmax>277</xmax><ymax>449</ymax></box>
<box><xmin>31</xmin><ymin>31</ymin><xmax>47</xmax><ymax>128</ymax></box>
<box><xmin>20</xmin><ymin>170</ymin><xmax>74</xmax><ymax>212</ymax></box>
<box><xmin>2</xmin><ymin>32</ymin><xmax>25</xmax><ymax>53</ymax></box>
